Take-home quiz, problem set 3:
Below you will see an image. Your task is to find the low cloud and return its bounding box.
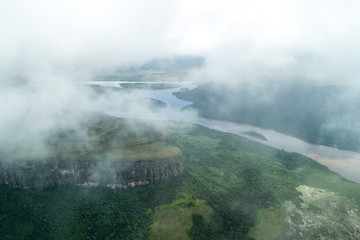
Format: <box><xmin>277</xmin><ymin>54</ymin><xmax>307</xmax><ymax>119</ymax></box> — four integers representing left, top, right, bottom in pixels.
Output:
<box><xmin>1</xmin><ymin>0</ymin><xmax>359</xmax><ymax>154</ymax></box>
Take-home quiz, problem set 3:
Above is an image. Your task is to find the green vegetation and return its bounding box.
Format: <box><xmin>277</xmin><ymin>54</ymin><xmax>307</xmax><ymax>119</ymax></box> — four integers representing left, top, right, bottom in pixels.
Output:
<box><xmin>1</xmin><ymin>115</ymin><xmax>360</xmax><ymax>239</ymax></box>
<box><xmin>96</xmin><ymin>69</ymin><xmax>191</xmax><ymax>82</ymax></box>
<box><xmin>149</xmin><ymin>198</ymin><xmax>213</xmax><ymax>240</ymax></box>
<box><xmin>87</xmin><ymin>85</ymin><xmax>130</xmax><ymax>94</ymax></box>
<box><xmin>175</xmin><ymin>82</ymin><xmax>360</xmax><ymax>152</ymax></box>
<box><xmin>0</xmin><ymin>185</ymin><xmax>153</xmax><ymax>240</ymax></box>
<box><xmin>122</xmin><ymin>141</ymin><xmax>181</xmax><ymax>162</ymax></box>
<box><xmin>243</xmin><ymin>131</ymin><xmax>267</xmax><ymax>141</ymax></box>
<box><xmin>120</xmin><ymin>83</ymin><xmax>181</xmax><ymax>90</ymax></box>
<box><xmin>0</xmin><ymin>115</ymin><xmax>183</xmax><ymax>188</ymax></box>
<box><xmin>248</xmin><ymin>207</ymin><xmax>286</xmax><ymax>240</ymax></box>
<box><xmin>96</xmin><ymin>56</ymin><xmax>204</xmax><ymax>82</ymax></box>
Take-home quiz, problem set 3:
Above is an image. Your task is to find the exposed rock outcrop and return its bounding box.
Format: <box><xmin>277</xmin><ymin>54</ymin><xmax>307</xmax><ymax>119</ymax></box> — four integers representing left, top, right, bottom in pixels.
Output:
<box><xmin>0</xmin><ymin>148</ymin><xmax>183</xmax><ymax>189</ymax></box>
<box><xmin>0</xmin><ymin>115</ymin><xmax>184</xmax><ymax>189</ymax></box>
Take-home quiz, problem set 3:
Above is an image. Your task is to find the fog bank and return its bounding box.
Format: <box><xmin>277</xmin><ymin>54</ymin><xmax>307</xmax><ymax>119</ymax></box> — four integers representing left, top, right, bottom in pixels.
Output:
<box><xmin>1</xmin><ymin>0</ymin><xmax>360</xmax><ymax>152</ymax></box>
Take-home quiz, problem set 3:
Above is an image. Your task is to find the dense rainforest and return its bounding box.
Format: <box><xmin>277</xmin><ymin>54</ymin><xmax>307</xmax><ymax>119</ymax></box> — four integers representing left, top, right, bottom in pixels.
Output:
<box><xmin>174</xmin><ymin>82</ymin><xmax>360</xmax><ymax>152</ymax></box>
<box><xmin>1</xmin><ymin>114</ymin><xmax>360</xmax><ymax>239</ymax></box>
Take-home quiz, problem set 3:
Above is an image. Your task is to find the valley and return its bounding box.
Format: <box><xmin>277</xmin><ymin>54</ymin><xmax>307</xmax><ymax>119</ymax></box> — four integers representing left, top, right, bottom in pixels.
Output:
<box><xmin>2</xmin><ymin>2</ymin><xmax>359</xmax><ymax>239</ymax></box>
<box><xmin>1</xmin><ymin>113</ymin><xmax>360</xmax><ymax>239</ymax></box>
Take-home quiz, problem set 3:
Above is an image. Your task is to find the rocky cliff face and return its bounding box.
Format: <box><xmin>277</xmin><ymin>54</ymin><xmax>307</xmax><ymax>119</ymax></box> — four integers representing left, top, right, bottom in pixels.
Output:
<box><xmin>0</xmin><ymin>152</ymin><xmax>183</xmax><ymax>189</ymax></box>
<box><xmin>0</xmin><ymin>115</ymin><xmax>184</xmax><ymax>189</ymax></box>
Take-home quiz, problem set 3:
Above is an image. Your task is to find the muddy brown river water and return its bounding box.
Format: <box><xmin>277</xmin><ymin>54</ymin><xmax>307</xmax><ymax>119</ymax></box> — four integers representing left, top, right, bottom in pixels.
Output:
<box><xmin>87</xmin><ymin>81</ymin><xmax>360</xmax><ymax>183</ymax></box>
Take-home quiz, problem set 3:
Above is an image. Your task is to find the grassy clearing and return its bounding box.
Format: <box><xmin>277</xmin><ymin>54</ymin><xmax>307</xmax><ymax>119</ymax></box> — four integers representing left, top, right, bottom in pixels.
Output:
<box><xmin>98</xmin><ymin>141</ymin><xmax>181</xmax><ymax>162</ymax></box>
<box><xmin>294</xmin><ymin>164</ymin><xmax>360</xmax><ymax>203</ymax></box>
<box><xmin>248</xmin><ymin>207</ymin><xmax>286</xmax><ymax>240</ymax></box>
<box><xmin>149</xmin><ymin>198</ymin><xmax>213</xmax><ymax>240</ymax></box>
<box><xmin>122</xmin><ymin>141</ymin><xmax>181</xmax><ymax>162</ymax></box>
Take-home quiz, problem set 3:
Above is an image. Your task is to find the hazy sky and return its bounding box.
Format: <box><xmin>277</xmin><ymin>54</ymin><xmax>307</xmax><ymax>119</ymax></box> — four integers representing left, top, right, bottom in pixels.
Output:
<box><xmin>1</xmin><ymin>0</ymin><xmax>360</xmax><ymax>81</ymax></box>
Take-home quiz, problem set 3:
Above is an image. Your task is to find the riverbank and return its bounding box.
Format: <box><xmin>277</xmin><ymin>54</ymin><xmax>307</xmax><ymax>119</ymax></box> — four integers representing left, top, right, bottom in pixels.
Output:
<box><xmin>83</xmin><ymin>81</ymin><xmax>360</xmax><ymax>183</ymax></box>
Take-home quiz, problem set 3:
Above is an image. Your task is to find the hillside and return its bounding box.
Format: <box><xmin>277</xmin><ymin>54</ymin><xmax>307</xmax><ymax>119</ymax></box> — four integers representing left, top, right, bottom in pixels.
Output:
<box><xmin>0</xmin><ymin>114</ymin><xmax>183</xmax><ymax>189</ymax></box>
<box><xmin>174</xmin><ymin>82</ymin><xmax>360</xmax><ymax>152</ymax></box>
<box><xmin>1</xmin><ymin>114</ymin><xmax>360</xmax><ymax>239</ymax></box>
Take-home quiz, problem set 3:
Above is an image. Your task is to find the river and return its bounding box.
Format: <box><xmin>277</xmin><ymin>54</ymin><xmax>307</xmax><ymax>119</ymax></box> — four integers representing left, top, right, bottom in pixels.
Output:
<box><xmin>87</xmin><ymin>81</ymin><xmax>360</xmax><ymax>184</ymax></box>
